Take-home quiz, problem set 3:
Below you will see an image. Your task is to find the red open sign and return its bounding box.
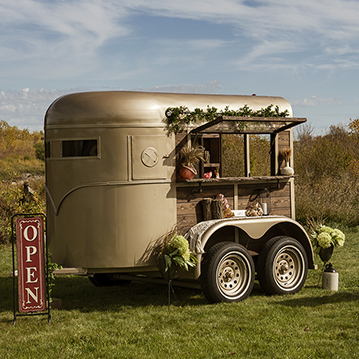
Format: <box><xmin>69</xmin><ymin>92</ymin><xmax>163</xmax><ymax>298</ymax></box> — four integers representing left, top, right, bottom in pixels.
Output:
<box><xmin>16</xmin><ymin>217</ymin><xmax>47</xmax><ymax>313</ymax></box>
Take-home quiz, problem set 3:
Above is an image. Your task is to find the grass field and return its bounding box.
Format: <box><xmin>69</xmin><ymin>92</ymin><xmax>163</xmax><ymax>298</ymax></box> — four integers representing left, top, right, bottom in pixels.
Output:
<box><xmin>1</xmin><ymin>226</ymin><xmax>358</xmax><ymax>359</ymax></box>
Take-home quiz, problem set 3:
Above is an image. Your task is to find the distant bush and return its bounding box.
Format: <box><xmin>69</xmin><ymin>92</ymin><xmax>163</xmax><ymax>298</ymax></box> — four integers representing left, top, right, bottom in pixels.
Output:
<box><xmin>0</xmin><ymin>120</ymin><xmax>44</xmax><ymax>181</ymax></box>
<box><xmin>222</xmin><ymin>134</ymin><xmax>245</xmax><ymax>176</ymax></box>
<box><xmin>295</xmin><ymin>122</ymin><xmax>359</xmax><ymax>226</ymax></box>
<box><xmin>0</xmin><ymin>178</ymin><xmax>46</xmax><ymax>244</ymax></box>
<box><xmin>0</xmin><ymin>120</ymin><xmax>43</xmax><ymax>159</ymax></box>
<box><xmin>34</xmin><ymin>140</ymin><xmax>45</xmax><ymax>161</ymax></box>
<box><xmin>222</xmin><ymin>134</ymin><xmax>270</xmax><ymax>177</ymax></box>
<box><xmin>0</xmin><ymin>121</ymin><xmax>45</xmax><ymax>244</ymax></box>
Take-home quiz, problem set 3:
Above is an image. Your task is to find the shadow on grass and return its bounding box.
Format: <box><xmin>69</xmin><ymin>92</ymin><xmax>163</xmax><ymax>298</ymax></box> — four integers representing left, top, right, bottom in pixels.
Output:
<box><xmin>1</xmin><ymin>275</ymin><xmax>269</xmax><ymax>313</ymax></box>
<box><xmin>58</xmin><ymin>277</ymin><xmax>273</xmax><ymax>311</ymax></box>
<box><xmin>273</xmin><ymin>290</ymin><xmax>359</xmax><ymax>307</ymax></box>
<box><xmin>0</xmin><ymin>275</ymin><xmax>206</xmax><ymax>315</ymax></box>
<box><xmin>7</xmin><ymin>275</ymin><xmax>345</xmax><ymax>313</ymax></box>
<box><xmin>0</xmin><ymin>277</ymin><xmax>14</xmax><ymax>313</ymax></box>
<box><xmin>48</xmin><ymin>276</ymin><xmax>209</xmax><ymax>311</ymax></box>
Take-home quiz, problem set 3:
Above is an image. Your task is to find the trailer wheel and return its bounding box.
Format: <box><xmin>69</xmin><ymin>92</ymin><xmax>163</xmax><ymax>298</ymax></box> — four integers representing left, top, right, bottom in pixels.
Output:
<box><xmin>89</xmin><ymin>273</ymin><xmax>131</xmax><ymax>287</ymax></box>
<box><xmin>200</xmin><ymin>242</ymin><xmax>255</xmax><ymax>303</ymax></box>
<box><xmin>257</xmin><ymin>236</ymin><xmax>308</xmax><ymax>295</ymax></box>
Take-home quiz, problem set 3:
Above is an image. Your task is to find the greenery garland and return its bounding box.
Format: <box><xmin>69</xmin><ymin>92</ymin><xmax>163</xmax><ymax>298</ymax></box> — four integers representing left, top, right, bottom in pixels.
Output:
<box><xmin>164</xmin><ymin>104</ymin><xmax>289</xmax><ymax>135</ymax></box>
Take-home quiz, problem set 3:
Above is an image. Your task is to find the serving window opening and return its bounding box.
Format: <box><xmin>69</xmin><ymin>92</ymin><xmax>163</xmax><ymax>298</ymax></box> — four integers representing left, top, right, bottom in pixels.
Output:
<box><xmin>195</xmin><ymin>133</ymin><xmax>272</xmax><ymax>178</ymax></box>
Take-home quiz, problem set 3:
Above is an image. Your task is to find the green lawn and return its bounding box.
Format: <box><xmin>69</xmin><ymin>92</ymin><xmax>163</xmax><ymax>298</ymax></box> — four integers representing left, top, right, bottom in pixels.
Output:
<box><xmin>1</xmin><ymin>227</ymin><xmax>358</xmax><ymax>359</ymax></box>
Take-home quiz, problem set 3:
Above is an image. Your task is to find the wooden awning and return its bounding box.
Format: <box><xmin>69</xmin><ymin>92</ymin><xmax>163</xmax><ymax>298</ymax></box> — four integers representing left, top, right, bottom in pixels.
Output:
<box><xmin>190</xmin><ymin>116</ymin><xmax>307</xmax><ymax>135</ymax></box>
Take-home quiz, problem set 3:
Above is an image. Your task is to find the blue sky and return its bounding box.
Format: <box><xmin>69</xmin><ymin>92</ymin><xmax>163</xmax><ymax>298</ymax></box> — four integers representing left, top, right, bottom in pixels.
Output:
<box><xmin>1</xmin><ymin>0</ymin><xmax>359</xmax><ymax>134</ymax></box>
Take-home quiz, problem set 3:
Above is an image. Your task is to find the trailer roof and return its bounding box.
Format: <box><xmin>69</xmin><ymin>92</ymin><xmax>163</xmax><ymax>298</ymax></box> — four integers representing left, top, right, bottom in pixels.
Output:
<box><xmin>45</xmin><ymin>91</ymin><xmax>294</xmax><ymax>129</ymax></box>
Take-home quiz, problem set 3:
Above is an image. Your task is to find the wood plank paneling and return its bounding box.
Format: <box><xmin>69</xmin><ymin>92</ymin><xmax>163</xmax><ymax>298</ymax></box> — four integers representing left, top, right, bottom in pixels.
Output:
<box><xmin>278</xmin><ymin>131</ymin><xmax>290</xmax><ymax>147</ymax></box>
<box><xmin>177</xmin><ymin>181</ymin><xmax>292</xmax><ymax>233</ymax></box>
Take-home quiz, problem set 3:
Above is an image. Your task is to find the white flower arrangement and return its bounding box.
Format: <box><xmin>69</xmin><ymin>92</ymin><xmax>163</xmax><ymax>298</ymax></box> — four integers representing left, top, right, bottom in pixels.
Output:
<box><xmin>311</xmin><ymin>225</ymin><xmax>345</xmax><ymax>252</ymax></box>
<box><xmin>162</xmin><ymin>234</ymin><xmax>197</xmax><ymax>272</ymax></box>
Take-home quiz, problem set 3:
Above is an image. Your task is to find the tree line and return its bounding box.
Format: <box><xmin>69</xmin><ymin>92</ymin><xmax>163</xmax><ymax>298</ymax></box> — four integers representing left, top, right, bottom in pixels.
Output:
<box><xmin>1</xmin><ymin>119</ymin><xmax>359</xmax><ymax>244</ymax></box>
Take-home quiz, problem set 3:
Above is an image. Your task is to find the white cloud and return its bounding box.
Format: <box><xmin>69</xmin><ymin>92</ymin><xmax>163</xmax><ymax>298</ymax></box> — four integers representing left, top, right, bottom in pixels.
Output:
<box><xmin>2</xmin><ymin>0</ymin><xmax>359</xmax><ymax>71</ymax></box>
<box><xmin>123</xmin><ymin>0</ymin><xmax>359</xmax><ymax>70</ymax></box>
<box><xmin>1</xmin><ymin>0</ymin><xmax>129</xmax><ymax>45</ymax></box>
<box><xmin>186</xmin><ymin>39</ymin><xmax>232</xmax><ymax>51</ymax></box>
<box><xmin>0</xmin><ymin>88</ymin><xmax>69</xmax><ymax>130</ymax></box>
<box><xmin>134</xmin><ymin>80</ymin><xmax>222</xmax><ymax>93</ymax></box>
<box><xmin>0</xmin><ymin>0</ymin><xmax>129</xmax><ymax>78</ymax></box>
<box><xmin>232</xmin><ymin>39</ymin><xmax>300</xmax><ymax>69</ymax></box>
<box><xmin>123</xmin><ymin>0</ymin><xmax>359</xmax><ymax>40</ymax></box>
<box><xmin>291</xmin><ymin>96</ymin><xmax>344</xmax><ymax>107</ymax></box>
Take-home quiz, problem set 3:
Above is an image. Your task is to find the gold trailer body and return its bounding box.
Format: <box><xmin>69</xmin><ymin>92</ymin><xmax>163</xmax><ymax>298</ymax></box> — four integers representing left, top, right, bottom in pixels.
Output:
<box><xmin>45</xmin><ymin>91</ymin><xmax>313</xmax><ymax>302</ymax></box>
<box><xmin>45</xmin><ymin>92</ymin><xmax>178</xmax><ymax>272</ymax></box>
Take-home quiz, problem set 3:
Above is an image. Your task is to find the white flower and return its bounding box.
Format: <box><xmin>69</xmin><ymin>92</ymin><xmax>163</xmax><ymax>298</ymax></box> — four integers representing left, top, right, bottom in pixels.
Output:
<box><xmin>317</xmin><ymin>232</ymin><xmax>332</xmax><ymax>249</ymax></box>
<box><xmin>167</xmin><ymin>235</ymin><xmax>189</xmax><ymax>256</ymax></box>
<box><xmin>332</xmin><ymin>228</ymin><xmax>345</xmax><ymax>247</ymax></box>
<box><xmin>318</xmin><ymin>226</ymin><xmax>334</xmax><ymax>235</ymax></box>
<box><xmin>336</xmin><ymin>238</ymin><xmax>345</xmax><ymax>247</ymax></box>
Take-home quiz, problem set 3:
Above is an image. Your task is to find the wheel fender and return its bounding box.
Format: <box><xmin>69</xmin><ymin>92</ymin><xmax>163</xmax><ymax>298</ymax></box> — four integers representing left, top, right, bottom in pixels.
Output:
<box><xmin>187</xmin><ymin>216</ymin><xmax>314</xmax><ymax>279</ymax></box>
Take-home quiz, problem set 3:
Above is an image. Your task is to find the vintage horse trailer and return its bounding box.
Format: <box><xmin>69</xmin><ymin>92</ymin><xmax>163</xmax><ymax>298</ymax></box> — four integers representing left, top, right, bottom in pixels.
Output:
<box><xmin>45</xmin><ymin>91</ymin><xmax>314</xmax><ymax>303</ymax></box>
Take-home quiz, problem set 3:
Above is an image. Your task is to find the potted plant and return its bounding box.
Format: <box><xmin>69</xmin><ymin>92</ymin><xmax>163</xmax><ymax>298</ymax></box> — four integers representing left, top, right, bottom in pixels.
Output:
<box><xmin>178</xmin><ymin>144</ymin><xmax>205</xmax><ymax>180</ymax></box>
<box><xmin>309</xmin><ymin>223</ymin><xmax>345</xmax><ymax>263</ymax></box>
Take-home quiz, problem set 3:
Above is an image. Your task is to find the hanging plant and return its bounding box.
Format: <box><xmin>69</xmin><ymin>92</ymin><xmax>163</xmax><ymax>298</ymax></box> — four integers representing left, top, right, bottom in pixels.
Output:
<box><xmin>164</xmin><ymin>104</ymin><xmax>289</xmax><ymax>135</ymax></box>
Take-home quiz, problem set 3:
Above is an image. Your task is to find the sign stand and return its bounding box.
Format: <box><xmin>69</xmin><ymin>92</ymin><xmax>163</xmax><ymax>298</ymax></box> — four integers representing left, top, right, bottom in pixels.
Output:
<box><xmin>11</xmin><ymin>213</ymin><xmax>51</xmax><ymax>325</ymax></box>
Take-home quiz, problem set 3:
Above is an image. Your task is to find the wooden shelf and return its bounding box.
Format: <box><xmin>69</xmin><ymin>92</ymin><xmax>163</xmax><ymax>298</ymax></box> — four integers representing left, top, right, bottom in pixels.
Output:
<box><xmin>177</xmin><ymin>175</ymin><xmax>294</xmax><ymax>185</ymax></box>
<box><xmin>197</xmin><ymin>134</ymin><xmax>222</xmax><ymax>177</ymax></box>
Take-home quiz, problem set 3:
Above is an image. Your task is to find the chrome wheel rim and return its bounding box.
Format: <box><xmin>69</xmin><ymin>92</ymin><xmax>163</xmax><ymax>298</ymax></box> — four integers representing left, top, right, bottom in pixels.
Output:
<box><xmin>273</xmin><ymin>245</ymin><xmax>305</xmax><ymax>291</ymax></box>
<box><xmin>216</xmin><ymin>251</ymin><xmax>251</xmax><ymax>299</ymax></box>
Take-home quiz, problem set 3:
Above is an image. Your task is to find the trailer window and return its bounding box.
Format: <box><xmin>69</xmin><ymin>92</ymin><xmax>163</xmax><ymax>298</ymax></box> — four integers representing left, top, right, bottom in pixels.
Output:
<box><xmin>62</xmin><ymin>139</ymin><xmax>98</xmax><ymax>157</ymax></box>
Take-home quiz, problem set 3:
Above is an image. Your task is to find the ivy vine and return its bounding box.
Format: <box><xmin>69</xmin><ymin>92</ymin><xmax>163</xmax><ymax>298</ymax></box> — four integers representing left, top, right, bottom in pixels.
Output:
<box><xmin>164</xmin><ymin>104</ymin><xmax>289</xmax><ymax>135</ymax></box>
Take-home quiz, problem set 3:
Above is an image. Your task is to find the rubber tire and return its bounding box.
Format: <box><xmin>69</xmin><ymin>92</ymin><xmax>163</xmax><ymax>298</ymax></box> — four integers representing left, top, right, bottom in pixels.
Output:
<box><xmin>200</xmin><ymin>242</ymin><xmax>255</xmax><ymax>303</ymax></box>
<box><xmin>257</xmin><ymin>236</ymin><xmax>308</xmax><ymax>295</ymax></box>
<box><xmin>89</xmin><ymin>273</ymin><xmax>131</xmax><ymax>287</ymax></box>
